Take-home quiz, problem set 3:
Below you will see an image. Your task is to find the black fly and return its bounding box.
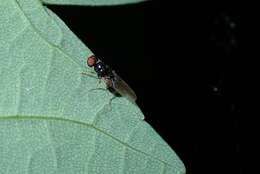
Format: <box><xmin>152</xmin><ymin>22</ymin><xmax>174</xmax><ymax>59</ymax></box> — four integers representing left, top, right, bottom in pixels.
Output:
<box><xmin>85</xmin><ymin>55</ymin><xmax>137</xmax><ymax>103</ymax></box>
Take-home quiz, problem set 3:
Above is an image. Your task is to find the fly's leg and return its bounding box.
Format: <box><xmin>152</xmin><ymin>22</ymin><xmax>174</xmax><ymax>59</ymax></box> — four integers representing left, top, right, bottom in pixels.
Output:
<box><xmin>87</xmin><ymin>79</ymin><xmax>106</xmax><ymax>92</ymax></box>
<box><xmin>88</xmin><ymin>83</ymin><xmax>117</xmax><ymax>111</ymax></box>
<box><xmin>81</xmin><ymin>71</ymin><xmax>98</xmax><ymax>79</ymax></box>
<box><xmin>106</xmin><ymin>95</ymin><xmax>117</xmax><ymax>111</ymax></box>
<box><xmin>82</xmin><ymin>71</ymin><xmax>103</xmax><ymax>86</ymax></box>
<box><xmin>83</xmin><ymin>73</ymin><xmax>117</xmax><ymax>109</ymax></box>
<box><xmin>87</xmin><ymin>87</ymin><xmax>116</xmax><ymax>112</ymax></box>
<box><xmin>92</xmin><ymin>94</ymin><xmax>117</xmax><ymax>126</ymax></box>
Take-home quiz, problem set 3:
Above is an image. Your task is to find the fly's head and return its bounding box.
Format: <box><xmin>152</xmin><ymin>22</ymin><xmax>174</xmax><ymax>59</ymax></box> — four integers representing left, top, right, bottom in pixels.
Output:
<box><xmin>87</xmin><ymin>55</ymin><xmax>112</xmax><ymax>78</ymax></box>
<box><xmin>87</xmin><ymin>55</ymin><xmax>98</xmax><ymax>67</ymax></box>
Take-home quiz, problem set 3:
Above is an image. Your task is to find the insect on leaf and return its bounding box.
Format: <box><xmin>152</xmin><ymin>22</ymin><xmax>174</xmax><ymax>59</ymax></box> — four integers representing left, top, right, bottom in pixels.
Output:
<box><xmin>0</xmin><ymin>0</ymin><xmax>185</xmax><ymax>173</ymax></box>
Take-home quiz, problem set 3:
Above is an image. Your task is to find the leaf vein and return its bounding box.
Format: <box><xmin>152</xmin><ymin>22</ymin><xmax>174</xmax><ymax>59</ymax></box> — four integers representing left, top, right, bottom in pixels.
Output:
<box><xmin>14</xmin><ymin>0</ymin><xmax>84</xmax><ymax>70</ymax></box>
<box><xmin>0</xmin><ymin>115</ymin><xmax>172</xmax><ymax>168</ymax></box>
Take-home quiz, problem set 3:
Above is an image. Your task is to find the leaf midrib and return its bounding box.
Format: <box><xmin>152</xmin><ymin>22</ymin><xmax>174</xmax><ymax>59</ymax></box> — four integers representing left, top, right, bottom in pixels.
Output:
<box><xmin>0</xmin><ymin>115</ymin><xmax>170</xmax><ymax>169</ymax></box>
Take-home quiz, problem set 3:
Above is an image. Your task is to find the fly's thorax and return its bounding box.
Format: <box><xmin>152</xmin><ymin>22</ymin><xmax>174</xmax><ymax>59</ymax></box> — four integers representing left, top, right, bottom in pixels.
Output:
<box><xmin>94</xmin><ymin>62</ymin><xmax>109</xmax><ymax>77</ymax></box>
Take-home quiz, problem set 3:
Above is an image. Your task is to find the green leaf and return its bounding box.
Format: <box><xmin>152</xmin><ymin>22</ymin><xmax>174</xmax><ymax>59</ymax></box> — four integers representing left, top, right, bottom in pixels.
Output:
<box><xmin>41</xmin><ymin>0</ymin><xmax>147</xmax><ymax>6</ymax></box>
<box><xmin>0</xmin><ymin>0</ymin><xmax>185</xmax><ymax>173</ymax></box>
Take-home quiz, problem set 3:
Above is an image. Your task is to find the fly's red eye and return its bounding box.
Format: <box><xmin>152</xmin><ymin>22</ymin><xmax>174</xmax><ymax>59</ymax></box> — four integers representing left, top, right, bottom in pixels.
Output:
<box><xmin>87</xmin><ymin>55</ymin><xmax>97</xmax><ymax>67</ymax></box>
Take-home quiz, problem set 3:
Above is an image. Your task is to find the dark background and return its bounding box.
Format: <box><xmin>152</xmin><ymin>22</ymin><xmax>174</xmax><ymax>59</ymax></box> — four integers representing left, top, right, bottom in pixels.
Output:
<box><xmin>48</xmin><ymin>1</ymin><xmax>242</xmax><ymax>174</ymax></box>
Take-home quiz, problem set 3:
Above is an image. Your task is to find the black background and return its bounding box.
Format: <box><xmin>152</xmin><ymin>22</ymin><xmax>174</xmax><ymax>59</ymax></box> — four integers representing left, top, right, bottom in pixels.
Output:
<box><xmin>48</xmin><ymin>1</ymin><xmax>242</xmax><ymax>173</ymax></box>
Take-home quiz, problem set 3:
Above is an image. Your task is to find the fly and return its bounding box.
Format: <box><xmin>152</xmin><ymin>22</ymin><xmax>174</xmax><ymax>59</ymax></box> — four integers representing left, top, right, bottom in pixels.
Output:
<box><xmin>85</xmin><ymin>55</ymin><xmax>137</xmax><ymax>103</ymax></box>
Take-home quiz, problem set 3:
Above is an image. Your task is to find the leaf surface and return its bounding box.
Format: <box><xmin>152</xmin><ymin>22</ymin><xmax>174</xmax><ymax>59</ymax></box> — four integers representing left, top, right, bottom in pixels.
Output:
<box><xmin>0</xmin><ymin>0</ymin><xmax>185</xmax><ymax>173</ymax></box>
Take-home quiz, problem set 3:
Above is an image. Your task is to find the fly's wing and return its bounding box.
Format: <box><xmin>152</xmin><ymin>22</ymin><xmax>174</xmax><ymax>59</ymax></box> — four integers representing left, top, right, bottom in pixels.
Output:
<box><xmin>112</xmin><ymin>71</ymin><xmax>137</xmax><ymax>103</ymax></box>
